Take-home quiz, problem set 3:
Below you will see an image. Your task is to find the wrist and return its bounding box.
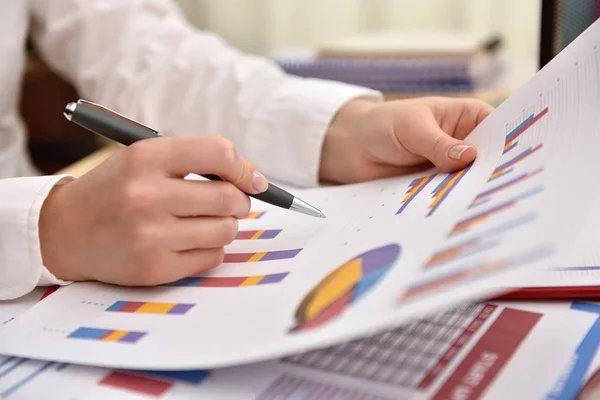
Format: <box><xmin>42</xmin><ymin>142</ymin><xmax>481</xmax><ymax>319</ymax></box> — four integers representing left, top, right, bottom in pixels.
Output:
<box><xmin>319</xmin><ymin>99</ymin><xmax>376</xmax><ymax>183</ymax></box>
<box><xmin>39</xmin><ymin>181</ymin><xmax>84</xmax><ymax>282</ymax></box>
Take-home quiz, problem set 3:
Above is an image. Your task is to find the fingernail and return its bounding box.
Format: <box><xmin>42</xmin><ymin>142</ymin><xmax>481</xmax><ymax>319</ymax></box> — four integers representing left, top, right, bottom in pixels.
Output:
<box><xmin>448</xmin><ymin>144</ymin><xmax>472</xmax><ymax>160</ymax></box>
<box><xmin>252</xmin><ymin>171</ymin><xmax>268</xmax><ymax>192</ymax></box>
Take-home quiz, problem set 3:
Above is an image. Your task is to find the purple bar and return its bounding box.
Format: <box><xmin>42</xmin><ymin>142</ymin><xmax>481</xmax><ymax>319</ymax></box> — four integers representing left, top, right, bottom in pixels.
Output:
<box><xmin>261</xmin><ymin>249</ymin><xmax>302</xmax><ymax>261</ymax></box>
<box><xmin>261</xmin><ymin>229</ymin><xmax>282</xmax><ymax>239</ymax></box>
<box><xmin>119</xmin><ymin>331</ymin><xmax>147</xmax><ymax>343</ymax></box>
<box><xmin>259</xmin><ymin>273</ymin><xmax>289</xmax><ymax>284</ymax></box>
<box><xmin>167</xmin><ymin>303</ymin><xmax>195</xmax><ymax>315</ymax></box>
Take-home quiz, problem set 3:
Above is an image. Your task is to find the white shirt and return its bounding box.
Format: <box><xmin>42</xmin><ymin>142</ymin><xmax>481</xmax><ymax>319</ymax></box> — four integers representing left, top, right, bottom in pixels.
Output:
<box><xmin>0</xmin><ymin>0</ymin><xmax>381</xmax><ymax>300</ymax></box>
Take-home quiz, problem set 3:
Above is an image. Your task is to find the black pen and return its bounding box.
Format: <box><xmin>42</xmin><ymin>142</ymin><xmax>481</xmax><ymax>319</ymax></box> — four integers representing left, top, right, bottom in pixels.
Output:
<box><xmin>63</xmin><ymin>99</ymin><xmax>326</xmax><ymax>218</ymax></box>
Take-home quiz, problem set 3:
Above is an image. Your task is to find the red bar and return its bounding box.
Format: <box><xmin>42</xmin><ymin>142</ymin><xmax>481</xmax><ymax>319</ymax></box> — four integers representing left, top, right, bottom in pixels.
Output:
<box><xmin>40</xmin><ymin>286</ymin><xmax>59</xmax><ymax>301</ymax></box>
<box><xmin>196</xmin><ymin>276</ymin><xmax>247</xmax><ymax>287</ymax></box>
<box><xmin>418</xmin><ymin>304</ymin><xmax>497</xmax><ymax>389</ymax></box>
<box><xmin>99</xmin><ymin>371</ymin><xmax>172</xmax><ymax>397</ymax></box>
<box><xmin>508</xmin><ymin>107</ymin><xmax>548</xmax><ymax>144</ymax></box>
<box><xmin>223</xmin><ymin>252</ymin><xmax>254</xmax><ymax>263</ymax></box>
<box><xmin>235</xmin><ymin>230</ymin><xmax>257</xmax><ymax>240</ymax></box>
<box><xmin>118</xmin><ymin>302</ymin><xmax>145</xmax><ymax>313</ymax></box>
<box><xmin>431</xmin><ymin>308</ymin><xmax>542</xmax><ymax>400</ymax></box>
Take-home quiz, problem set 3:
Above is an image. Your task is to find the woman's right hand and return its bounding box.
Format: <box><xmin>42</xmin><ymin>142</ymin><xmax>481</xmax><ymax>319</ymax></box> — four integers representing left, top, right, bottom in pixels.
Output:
<box><xmin>38</xmin><ymin>135</ymin><xmax>268</xmax><ymax>286</ymax></box>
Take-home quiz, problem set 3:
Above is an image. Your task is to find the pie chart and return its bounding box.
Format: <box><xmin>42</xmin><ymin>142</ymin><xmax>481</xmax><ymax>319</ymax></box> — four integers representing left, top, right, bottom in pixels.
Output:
<box><xmin>290</xmin><ymin>243</ymin><xmax>401</xmax><ymax>332</ymax></box>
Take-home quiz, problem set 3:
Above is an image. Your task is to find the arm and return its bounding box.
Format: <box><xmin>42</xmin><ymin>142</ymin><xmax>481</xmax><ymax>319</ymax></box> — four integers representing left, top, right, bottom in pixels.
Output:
<box><xmin>27</xmin><ymin>0</ymin><xmax>382</xmax><ymax>187</ymax></box>
<box><xmin>0</xmin><ymin>176</ymin><xmax>72</xmax><ymax>300</ymax></box>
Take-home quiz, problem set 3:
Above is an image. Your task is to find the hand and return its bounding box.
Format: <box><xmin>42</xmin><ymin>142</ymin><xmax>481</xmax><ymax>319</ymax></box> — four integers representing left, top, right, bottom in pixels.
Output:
<box><xmin>319</xmin><ymin>96</ymin><xmax>494</xmax><ymax>184</ymax></box>
<box><xmin>39</xmin><ymin>135</ymin><xmax>269</xmax><ymax>286</ymax></box>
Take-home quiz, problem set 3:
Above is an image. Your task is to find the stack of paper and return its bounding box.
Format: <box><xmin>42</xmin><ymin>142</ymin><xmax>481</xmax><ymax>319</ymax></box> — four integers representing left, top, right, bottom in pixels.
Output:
<box><xmin>273</xmin><ymin>30</ymin><xmax>504</xmax><ymax>94</ymax></box>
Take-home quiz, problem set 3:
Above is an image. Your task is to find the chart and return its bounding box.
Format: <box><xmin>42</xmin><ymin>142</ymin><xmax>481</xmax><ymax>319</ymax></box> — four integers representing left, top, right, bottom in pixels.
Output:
<box><xmin>67</xmin><ymin>327</ymin><xmax>147</xmax><ymax>344</ymax></box>
<box><xmin>489</xmin><ymin>145</ymin><xmax>543</xmax><ymax>182</ymax></box>
<box><xmin>503</xmin><ymin>107</ymin><xmax>548</xmax><ymax>154</ymax></box>
<box><xmin>242</xmin><ymin>211</ymin><xmax>266</xmax><ymax>220</ymax></box>
<box><xmin>449</xmin><ymin>186</ymin><xmax>544</xmax><ymax>236</ymax></box>
<box><xmin>282</xmin><ymin>303</ymin><xmax>542</xmax><ymax>399</ymax></box>
<box><xmin>223</xmin><ymin>249</ymin><xmax>302</xmax><ymax>263</ymax></box>
<box><xmin>471</xmin><ymin>168</ymin><xmax>543</xmax><ymax>207</ymax></box>
<box><xmin>427</xmin><ymin>166</ymin><xmax>471</xmax><ymax>217</ymax></box>
<box><xmin>396</xmin><ymin>174</ymin><xmax>436</xmax><ymax>215</ymax></box>
<box><xmin>546</xmin><ymin>302</ymin><xmax>600</xmax><ymax>400</ymax></box>
<box><xmin>402</xmin><ymin>245</ymin><xmax>553</xmax><ymax>301</ymax></box>
<box><xmin>235</xmin><ymin>229</ymin><xmax>282</xmax><ymax>240</ymax></box>
<box><xmin>163</xmin><ymin>273</ymin><xmax>289</xmax><ymax>288</ymax></box>
<box><xmin>105</xmin><ymin>301</ymin><xmax>195</xmax><ymax>315</ymax></box>
<box><xmin>424</xmin><ymin>238</ymin><xmax>500</xmax><ymax>269</ymax></box>
<box><xmin>290</xmin><ymin>244</ymin><xmax>401</xmax><ymax>332</ymax></box>
<box><xmin>98</xmin><ymin>369</ymin><xmax>210</xmax><ymax>398</ymax></box>
<box><xmin>0</xmin><ymin>358</ymin><xmax>69</xmax><ymax>399</ymax></box>
<box><xmin>395</xmin><ymin>166</ymin><xmax>470</xmax><ymax>217</ymax></box>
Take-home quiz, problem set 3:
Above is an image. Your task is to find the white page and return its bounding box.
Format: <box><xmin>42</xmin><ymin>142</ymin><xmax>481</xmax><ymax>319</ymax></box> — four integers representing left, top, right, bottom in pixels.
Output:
<box><xmin>2</xmin><ymin>17</ymin><xmax>600</xmax><ymax>371</ymax></box>
<box><xmin>0</xmin><ymin>302</ymin><xmax>595</xmax><ymax>400</ymax></box>
<box><xmin>0</xmin><ymin>288</ymin><xmax>51</xmax><ymax>327</ymax></box>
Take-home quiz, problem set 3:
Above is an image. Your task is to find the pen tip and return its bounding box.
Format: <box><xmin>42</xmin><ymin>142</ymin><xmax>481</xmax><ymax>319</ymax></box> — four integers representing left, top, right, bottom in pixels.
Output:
<box><xmin>318</xmin><ymin>212</ymin><xmax>327</xmax><ymax>218</ymax></box>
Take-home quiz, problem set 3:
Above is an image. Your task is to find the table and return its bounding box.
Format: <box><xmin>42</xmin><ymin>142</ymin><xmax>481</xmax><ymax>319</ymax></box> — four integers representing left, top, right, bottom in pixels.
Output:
<box><xmin>56</xmin><ymin>143</ymin><xmax>121</xmax><ymax>176</ymax></box>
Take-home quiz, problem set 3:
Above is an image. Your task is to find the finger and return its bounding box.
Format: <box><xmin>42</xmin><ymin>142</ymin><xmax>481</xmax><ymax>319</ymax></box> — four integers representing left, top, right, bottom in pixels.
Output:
<box><xmin>167</xmin><ymin>216</ymin><xmax>238</xmax><ymax>251</ymax></box>
<box><xmin>164</xmin><ymin>179</ymin><xmax>251</xmax><ymax>218</ymax></box>
<box><xmin>401</xmin><ymin>113</ymin><xmax>477</xmax><ymax>173</ymax></box>
<box><xmin>176</xmin><ymin>247</ymin><xmax>226</xmax><ymax>279</ymax></box>
<box><xmin>448</xmin><ymin>98</ymin><xmax>495</xmax><ymax>140</ymax></box>
<box><xmin>158</xmin><ymin>248</ymin><xmax>225</xmax><ymax>285</ymax></box>
<box><xmin>132</xmin><ymin>135</ymin><xmax>268</xmax><ymax>194</ymax></box>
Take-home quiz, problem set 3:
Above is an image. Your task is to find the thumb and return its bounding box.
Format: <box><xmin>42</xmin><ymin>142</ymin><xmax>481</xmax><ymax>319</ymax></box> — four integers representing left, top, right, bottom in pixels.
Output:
<box><xmin>403</xmin><ymin>123</ymin><xmax>477</xmax><ymax>172</ymax></box>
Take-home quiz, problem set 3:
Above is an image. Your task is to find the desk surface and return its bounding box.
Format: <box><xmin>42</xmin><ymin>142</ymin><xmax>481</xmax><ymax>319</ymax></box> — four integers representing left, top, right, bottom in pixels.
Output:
<box><xmin>57</xmin><ymin>143</ymin><xmax>121</xmax><ymax>176</ymax></box>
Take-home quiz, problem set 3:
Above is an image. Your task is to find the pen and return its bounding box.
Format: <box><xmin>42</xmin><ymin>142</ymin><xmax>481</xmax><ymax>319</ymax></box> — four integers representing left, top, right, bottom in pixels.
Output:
<box><xmin>63</xmin><ymin>99</ymin><xmax>326</xmax><ymax>218</ymax></box>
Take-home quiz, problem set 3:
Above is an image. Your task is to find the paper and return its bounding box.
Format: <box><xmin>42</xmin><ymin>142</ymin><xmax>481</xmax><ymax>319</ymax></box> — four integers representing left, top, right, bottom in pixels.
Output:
<box><xmin>0</xmin><ymin>301</ymin><xmax>597</xmax><ymax>400</ymax></box>
<box><xmin>2</xmin><ymin>17</ymin><xmax>600</xmax><ymax>371</ymax></box>
<box><xmin>0</xmin><ymin>288</ymin><xmax>53</xmax><ymax>327</ymax></box>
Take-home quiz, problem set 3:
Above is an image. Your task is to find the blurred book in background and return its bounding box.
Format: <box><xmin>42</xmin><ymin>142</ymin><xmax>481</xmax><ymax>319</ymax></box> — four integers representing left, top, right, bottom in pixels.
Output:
<box><xmin>272</xmin><ymin>30</ymin><xmax>507</xmax><ymax>104</ymax></box>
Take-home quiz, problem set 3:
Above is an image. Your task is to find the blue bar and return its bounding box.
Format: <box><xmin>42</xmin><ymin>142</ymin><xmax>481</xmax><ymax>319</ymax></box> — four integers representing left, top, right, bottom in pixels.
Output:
<box><xmin>106</xmin><ymin>301</ymin><xmax>127</xmax><ymax>312</ymax></box>
<box><xmin>0</xmin><ymin>357</ymin><xmax>15</xmax><ymax>370</ymax></box>
<box><xmin>0</xmin><ymin>358</ymin><xmax>27</xmax><ymax>379</ymax></box>
<box><xmin>506</xmin><ymin>114</ymin><xmax>533</xmax><ymax>141</ymax></box>
<box><xmin>571</xmin><ymin>302</ymin><xmax>600</xmax><ymax>314</ymax></box>
<box><xmin>546</xmin><ymin>304</ymin><xmax>600</xmax><ymax>399</ymax></box>
<box><xmin>68</xmin><ymin>327</ymin><xmax>109</xmax><ymax>340</ymax></box>
<box><xmin>0</xmin><ymin>362</ymin><xmax>55</xmax><ymax>398</ymax></box>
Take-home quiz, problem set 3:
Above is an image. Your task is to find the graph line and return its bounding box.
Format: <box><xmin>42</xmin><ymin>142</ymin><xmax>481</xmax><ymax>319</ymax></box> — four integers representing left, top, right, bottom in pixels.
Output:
<box><xmin>450</xmin><ymin>186</ymin><xmax>543</xmax><ymax>235</ymax></box>
<box><xmin>489</xmin><ymin>145</ymin><xmax>543</xmax><ymax>181</ymax></box>
<box><xmin>427</xmin><ymin>166</ymin><xmax>471</xmax><ymax>217</ymax></box>
<box><xmin>425</xmin><ymin>239</ymin><xmax>499</xmax><ymax>268</ymax></box>
<box><xmin>396</xmin><ymin>174</ymin><xmax>436</xmax><ymax>215</ymax></box>
<box><xmin>0</xmin><ymin>361</ymin><xmax>56</xmax><ymax>399</ymax></box>
<box><xmin>163</xmin><ymin>272</ymin><xmax>289</xmax><ymax>288</ymax></box>
<box><xmin>235</xmin><ymin>229</ymin><xmax>282</xmax><ymax>240</ymax></box>
<box><xmin>471</xmin><ymin>168</ymin><xmax>543</xmax><ymax>206</ymax></box>
<box><xmin>402</xmin><ymin>245</ymin><xmax>553</xmax><ymax>301</ymax></box>
<box><xmin>243</xmin><ymin>211</ymin><xmax>266</xmax><ymax>220</ymax></box>
<box><xmin>106</xmin><ymin>302</ymin><xmax>195</xmax><ymax>315</ymax></box>
<box><xmin>67</xmin><ymin>327</ymin><xmax>147</xmax><ymax>344</ymax></box>
<box><xmin>223</xmin><ymin>249</ymin><xmax>302</xmax><ymax>263</ymax></box>
<box><xmin>503</xmin><ymin>107</ymin><xmax>548</xmax><ymax>153</ymax></box>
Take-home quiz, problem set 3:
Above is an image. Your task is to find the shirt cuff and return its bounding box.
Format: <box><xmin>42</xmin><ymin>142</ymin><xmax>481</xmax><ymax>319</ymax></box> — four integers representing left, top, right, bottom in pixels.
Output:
<box><xmin>244</xmin><ymin>77</ymin><xmax>383</xmax><ymax>188</ymax></box>
<box><xmin>0</xmin><ymin>174</ymin><xmax>74</xmax><ymax>300</ymax></box>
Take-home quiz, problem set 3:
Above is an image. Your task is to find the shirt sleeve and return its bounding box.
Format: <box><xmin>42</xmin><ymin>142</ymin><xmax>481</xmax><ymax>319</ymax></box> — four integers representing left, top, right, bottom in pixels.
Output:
<box><xmin>0</xmin><ymin>175</ymin><xmax>73</xmax><ymax>300</ymax></box>
<box><xmin>27</xmin><ymin>0</ymin><xmax>383</xmax><ymax>188</ymax></box>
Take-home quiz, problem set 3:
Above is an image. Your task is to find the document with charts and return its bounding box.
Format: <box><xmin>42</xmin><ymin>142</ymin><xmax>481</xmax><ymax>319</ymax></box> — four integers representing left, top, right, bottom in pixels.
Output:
<box><xmin>2</xmin><ymin>18</ymin><xmax>600</xmax><ymax>371</ymax></box>
<box><xmin>1</xmin><ymin>298</ymin><xmax>599</xmax><ymax>400</ymax></box>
